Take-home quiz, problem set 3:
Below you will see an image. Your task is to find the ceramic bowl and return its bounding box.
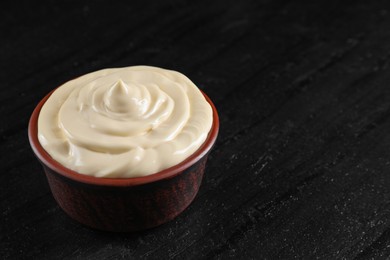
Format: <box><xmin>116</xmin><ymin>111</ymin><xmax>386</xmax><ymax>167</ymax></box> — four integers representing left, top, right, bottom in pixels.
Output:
<box><xmin>28</xmin><ymin>88</ymin><xmax>219</xmax><ymax>232</ymax></box>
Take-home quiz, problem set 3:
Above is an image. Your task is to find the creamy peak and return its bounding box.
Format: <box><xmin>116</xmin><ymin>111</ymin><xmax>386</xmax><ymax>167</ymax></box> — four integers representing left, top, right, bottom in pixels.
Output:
<box><xmin>103</xmin><ymin>80</ymin><xmax>148</xmax><ymax>115</ymax></box>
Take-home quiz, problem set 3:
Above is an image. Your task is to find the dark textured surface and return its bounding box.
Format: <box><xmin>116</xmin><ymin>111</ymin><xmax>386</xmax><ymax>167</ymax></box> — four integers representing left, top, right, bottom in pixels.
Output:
<box><xmin>2</xmin><ymin>0</ymin><xmax>390</xmax><ymax>259</ymax></box>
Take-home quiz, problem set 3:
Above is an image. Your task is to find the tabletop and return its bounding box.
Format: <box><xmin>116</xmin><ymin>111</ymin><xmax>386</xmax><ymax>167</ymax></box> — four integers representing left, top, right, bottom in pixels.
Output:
<box><xmin>2</xmin><ymin>0</ymin><xmax>390</xmax><ymax>259</ymax></box>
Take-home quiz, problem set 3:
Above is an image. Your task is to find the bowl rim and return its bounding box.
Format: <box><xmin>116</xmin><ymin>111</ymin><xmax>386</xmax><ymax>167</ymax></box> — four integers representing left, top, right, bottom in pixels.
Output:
<box><xmin>28</xmin><ymin>87</ymin><xmax>219</xmax><ymax>187</ymax></box>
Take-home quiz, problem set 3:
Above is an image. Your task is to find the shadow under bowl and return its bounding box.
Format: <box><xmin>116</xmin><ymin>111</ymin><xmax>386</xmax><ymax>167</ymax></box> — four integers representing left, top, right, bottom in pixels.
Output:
<box><xmin>28</xmin><ymin>89</ymin><xmax>219</xmax><ymax>232</ymax></box>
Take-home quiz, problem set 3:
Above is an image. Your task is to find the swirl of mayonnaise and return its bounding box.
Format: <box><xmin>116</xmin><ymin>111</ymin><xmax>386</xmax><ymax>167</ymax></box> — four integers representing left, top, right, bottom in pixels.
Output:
<box><xmin>38</xmin><ymin>66</ymin><xmax>213</xmax><ymax>178</ymax></box>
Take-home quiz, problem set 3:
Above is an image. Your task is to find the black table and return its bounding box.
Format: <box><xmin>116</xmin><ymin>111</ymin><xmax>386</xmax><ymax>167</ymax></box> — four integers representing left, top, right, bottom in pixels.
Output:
<box><xmin>2</xmin><ymin>0</ymin><xmax>390</xmax><ymax>258</ymax></box>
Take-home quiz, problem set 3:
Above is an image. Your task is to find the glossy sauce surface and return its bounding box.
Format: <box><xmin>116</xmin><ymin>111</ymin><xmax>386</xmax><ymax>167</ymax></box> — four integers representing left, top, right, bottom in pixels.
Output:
<box><xmin>38</xmin><ymin>66</ymin><xmax>213</xmax><ymax>177</ymax></box>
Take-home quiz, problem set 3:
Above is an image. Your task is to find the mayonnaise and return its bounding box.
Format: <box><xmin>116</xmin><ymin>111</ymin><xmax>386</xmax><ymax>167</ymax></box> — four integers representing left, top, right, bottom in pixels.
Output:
<box><xmin>38</xmin><ymin>66</ymin><xmax>213</xmax><ymax>178</ymax></box>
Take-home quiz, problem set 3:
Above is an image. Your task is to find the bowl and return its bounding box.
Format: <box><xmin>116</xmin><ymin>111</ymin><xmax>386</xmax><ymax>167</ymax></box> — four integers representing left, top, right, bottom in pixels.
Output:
<box><xmin>28</xmin><ymin>88</ymin><xmax>219</xmax><ymax>232</ymax></box>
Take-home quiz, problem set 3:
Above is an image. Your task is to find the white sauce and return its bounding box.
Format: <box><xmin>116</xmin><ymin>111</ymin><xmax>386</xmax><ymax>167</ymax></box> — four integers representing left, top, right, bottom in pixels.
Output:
<box><xmin>38</xmin><ymin>66</ymin><xmax>213</xmax><ymax>178</ymax></box>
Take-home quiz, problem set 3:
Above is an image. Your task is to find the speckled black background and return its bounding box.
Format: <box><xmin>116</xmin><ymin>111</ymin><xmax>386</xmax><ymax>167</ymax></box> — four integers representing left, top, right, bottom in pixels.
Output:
<box><xmin>2</xmin><ymin>0</ymin><xmax>390</xmax><ymax>258</ymax></box>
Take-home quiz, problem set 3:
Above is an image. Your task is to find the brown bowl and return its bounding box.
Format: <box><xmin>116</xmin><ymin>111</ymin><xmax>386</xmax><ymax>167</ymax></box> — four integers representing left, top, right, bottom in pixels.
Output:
<box><xmin>28</xmin><ymin>88</ymin><xmax>219</xmax><ymax>232</ymax></box>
